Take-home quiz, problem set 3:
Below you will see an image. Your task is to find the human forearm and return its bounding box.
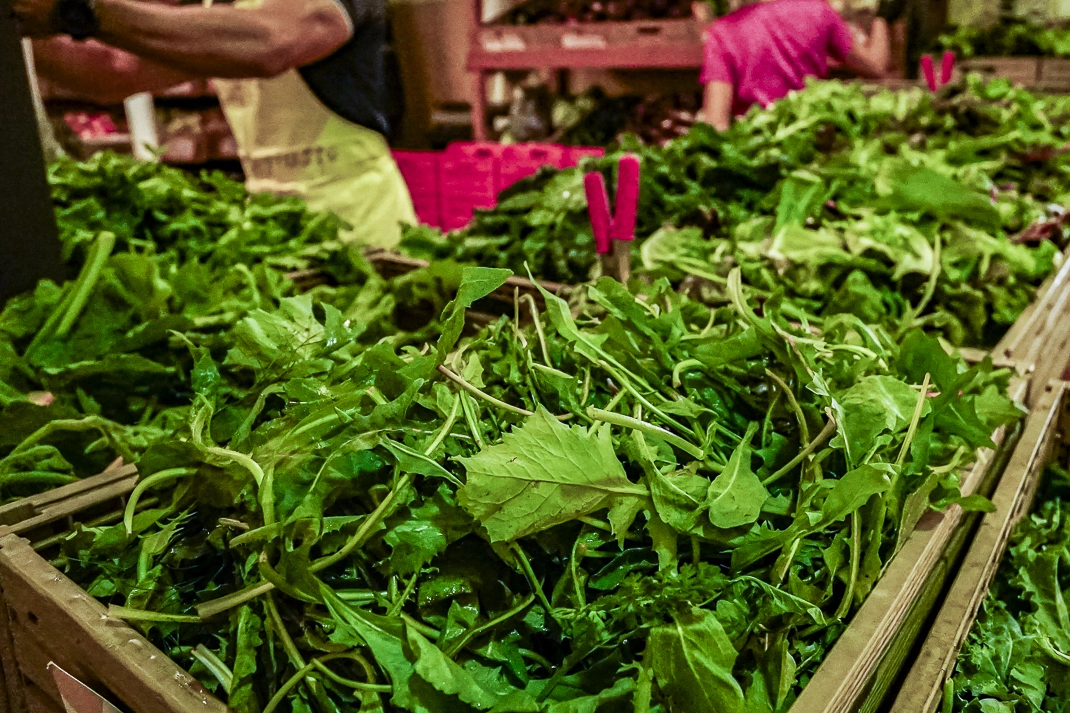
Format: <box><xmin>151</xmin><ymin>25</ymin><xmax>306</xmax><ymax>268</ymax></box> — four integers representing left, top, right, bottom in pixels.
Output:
<box><xmin>866</xmin><ymin>18</ymin><xmax>891</xmax><ymax>73</ymax></box>
<box><xmin>844</xmin><ymin>18</ymin><xmax>891</xmax><ymax>78</ymax></box>
<box><xmin>34</xmin><ymin>37</ymin><xmax>197</xmax><ymax>105</ymax></box>
<box><xmin>93</xmin><ymin>0</ymin><xmax>347</xmax><ymax>77</ymax></box>
<box><xmin>701</xmin><ymin>81</ymin><xmax>733</xmax><ymax>131</ymax></box>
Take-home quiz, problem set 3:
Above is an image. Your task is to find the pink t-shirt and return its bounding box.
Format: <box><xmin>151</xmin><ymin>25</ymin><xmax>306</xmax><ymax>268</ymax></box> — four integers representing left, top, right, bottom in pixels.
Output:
<box><xmin>701</xmin><ymin>0</ymin><xmax>854</xmax><ymax>117</ymax></box>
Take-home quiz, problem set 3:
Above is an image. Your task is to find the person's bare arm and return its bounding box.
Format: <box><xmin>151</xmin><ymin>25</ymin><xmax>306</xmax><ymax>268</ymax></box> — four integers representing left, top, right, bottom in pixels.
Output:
<box><xmin>700</xmin><ymin>81</ymin><xmax>733</xmax><ymax>132</ymax></box>
<box><xmin>17</xmin><ymin>0</ymin><xmax>353</xmax><ymax>78</ymax></box>
<box><xmin>842</xmin><ymin>17</ymin><xmax>891</xmax><ymax>79</ymax></box>
<box><xmin>34</xmin><ymin>37</ymin><xmax>197</xmax><ymax>105</ymax></box>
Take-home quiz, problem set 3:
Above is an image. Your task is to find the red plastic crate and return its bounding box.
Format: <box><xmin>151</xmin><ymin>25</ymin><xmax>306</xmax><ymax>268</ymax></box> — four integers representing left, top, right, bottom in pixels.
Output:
<box><xmin>389</xmin><ymin>143</ymin><xmax>603</xmax><ymax>231</ymax></box>
<box><xmin>499</xmin><ymin>144</ymin><xmax>566</xmax><ymax>192</ymax></box>
<box><xmin>393</xmin><ymin>150</ymin><xmax>441</xmax><ymax>228</ymax></box>
<box><xmin>440</xmin><ymin>155</ymin><xmax>498</xmax><ymax>231</ymax></box>
<box><xmin>446</xmin><ymin>142</ymin><xmax>507</xmax><ymax>160</ymax></box>
<box><xmin>562</xmin><ymin>146</ymin><xmax>606</xmax><ymax>168</ymax></box>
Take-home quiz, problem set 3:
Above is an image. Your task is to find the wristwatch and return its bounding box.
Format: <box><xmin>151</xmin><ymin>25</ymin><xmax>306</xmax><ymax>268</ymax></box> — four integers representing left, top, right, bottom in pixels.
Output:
<box><xmin>876</xmin><ymin>0</ymin><xmax>906</xmax><ymax>23</ymax></box>
<box><xmin>52</xmin><ymin>0</ymin><xmax>99</xmax><ymax>41</ymax></box>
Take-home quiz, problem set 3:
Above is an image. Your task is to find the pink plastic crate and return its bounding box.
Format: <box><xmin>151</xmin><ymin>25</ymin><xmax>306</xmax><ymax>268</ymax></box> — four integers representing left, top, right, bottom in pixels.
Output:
<box><xmin>389</xmin><ymin>143</ymin><xmax>604</xmax><ymax>231</ymax></box>
<box><xmin>562</xmin><ymin>146</ymin><xmax>606</xmax><ymax>168</ymax></box>
<box><xmin>499</xmin><ymin>144</ymin><xmax>567</xmax><ymax>192</ymax></box>
<box><xmin>440</xmin><ymin>155</ymin><xmax>498</xmax><ymax>231</ymax></box>
<box><xmin>393</xmin><ymin>150</ymin><xmax>441</xmax><ymax>227</ymax></box>
<box><xmin>446</xmin><ymin>142</ymin><xmax>507</xmax><ymax>161</ymax></box>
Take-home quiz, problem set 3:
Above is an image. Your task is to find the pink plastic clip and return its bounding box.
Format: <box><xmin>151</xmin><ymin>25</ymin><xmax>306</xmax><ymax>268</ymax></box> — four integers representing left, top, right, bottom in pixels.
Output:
<box><xmin>921</xmin><ymin>55</ymin><xmax>937</xmax><ymax>92</ymax></box>
<box><xmin>941</xmin><ymin>51</ymin><xmax>956</xmax><ymax>86</ymax></box>
<box><xmin>612</xmin><ymin>154</ymin><xmax>640</xmax><ymax>243</ymax></box>
<box><xmin>584</xmin><ymin>172</ymin><xmax>613</xmax><ymax>255</ymax></box>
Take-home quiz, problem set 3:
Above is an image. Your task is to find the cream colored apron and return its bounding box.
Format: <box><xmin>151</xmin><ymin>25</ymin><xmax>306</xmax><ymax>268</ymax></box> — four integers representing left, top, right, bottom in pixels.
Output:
<box><xmin>214</xmin><ymin>67</ymin><xmax>416</xmax><ymax>249</ymax></box>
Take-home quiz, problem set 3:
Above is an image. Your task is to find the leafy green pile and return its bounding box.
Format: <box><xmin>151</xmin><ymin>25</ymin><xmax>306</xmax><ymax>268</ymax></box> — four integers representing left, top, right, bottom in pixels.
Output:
<box><xmin>401</xmin><ymin>77</ymin><xmax>1070</xmax><ymax>347</ymax></box>
<box><xmin>946</xmin><ymin>464</ymin><xmax>1070</xmax><ymax>712</ymax></box>
<box><xmin>0</xmin><ymin>154</ymin><xmax>460</xmax><ymax>501</ymax></box>
<box><xmin>938</xmin><ymin>20</ymin><xmax>1070</xmax><ymax>59</ymax></box>
<box><xmin>57</xmin><ymin>267</ymin><xmax>1022</xmax><ymax>713</ymax></box>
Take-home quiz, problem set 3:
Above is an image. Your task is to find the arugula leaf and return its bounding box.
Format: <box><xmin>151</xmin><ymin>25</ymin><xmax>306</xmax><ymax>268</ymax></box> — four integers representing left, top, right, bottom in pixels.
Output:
<box><xmin>458</xmin><ymin>407</ymin><xmax>647</xmax><ymax>542</ymax></box>
<box><xmin>706</xmin><ymin>427</ymin><xmax>769</xmax><ymax>529</ymax></box>
<box><xmin>648</xmin><ymin>608</ymin><xmax>747</xmax><ymax>713</ymax></box>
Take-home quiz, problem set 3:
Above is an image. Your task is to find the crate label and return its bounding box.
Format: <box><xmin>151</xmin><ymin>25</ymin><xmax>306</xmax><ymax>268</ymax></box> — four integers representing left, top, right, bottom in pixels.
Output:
<box><xmin>482</xmin><ymin>34</ymin><xmax>526</xmax><ymax>52</ymax></box>
<box><xmin>49</xmin><ymin>663</ymin><xmax>122</xmax><ymax>713</ymax></box>
<box><xmin>561</xmin><ymin>33</ymin><xmax>608</xmax><ymax>49</ymax></box>
<box><xmin>168</xmin><ymin>82</ymin><xmax>198</xmax><ymax>96</ymax></box>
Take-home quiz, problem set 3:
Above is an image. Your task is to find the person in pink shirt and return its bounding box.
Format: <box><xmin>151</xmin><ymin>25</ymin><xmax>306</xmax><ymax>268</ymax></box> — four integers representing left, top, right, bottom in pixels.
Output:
<box><xmin>700</xmin><ymin>0</ymin><xmax>895</xmax><ymax>130</ymax></box>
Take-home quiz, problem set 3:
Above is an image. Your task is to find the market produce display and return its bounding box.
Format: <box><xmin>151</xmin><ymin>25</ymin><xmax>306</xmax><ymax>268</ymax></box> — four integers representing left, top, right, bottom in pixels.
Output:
<box><xmin>938</xmin><ymin>19</ymin><xmax>1070</xmax><ymax>58</ymax></box>
<box><xmin>0</xmin><ymin>154</ymin><xmax>459</xmax><ymax>502</ymax></box>
<box><xmin>401</xmin><ymin>77</ymin><xmax>1070</xmax><ymax>348</ymax></box>
<box><xmin>945</xmin><ymin>464</ymin><xmax>1070</xmax><ymax>712</ymax></box>
<box><xmin>48</xmin><ymin>261</ymin><xmax>1022</xmax><ymax>712</ymax></box>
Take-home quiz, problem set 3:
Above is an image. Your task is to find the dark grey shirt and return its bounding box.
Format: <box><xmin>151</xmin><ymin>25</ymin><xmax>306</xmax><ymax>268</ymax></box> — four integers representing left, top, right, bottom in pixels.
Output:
<box><xmin>297</xmin><ymin>0</ymin><xmax>389</xmax><ymax>136</ymax></box>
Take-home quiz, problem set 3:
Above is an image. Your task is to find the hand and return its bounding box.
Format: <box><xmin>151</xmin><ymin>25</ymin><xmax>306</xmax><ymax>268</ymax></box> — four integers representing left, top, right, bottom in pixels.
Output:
<box><xmin>14</xmin><ymin>0</ymin><xmax>59</xmax><ymax>36</ymax></box>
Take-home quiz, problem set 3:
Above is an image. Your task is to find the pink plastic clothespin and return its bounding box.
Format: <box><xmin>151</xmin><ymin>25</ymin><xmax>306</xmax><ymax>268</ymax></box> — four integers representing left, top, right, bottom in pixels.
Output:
<box><xmin>921</xmin><ymin>55</ymin><xmax>937</xmax><ymax>92</ymax></box>
<box><xmin>921</xmin><ymin>51</ymin><xmax>956</xmax><ymax>93</ymax></box>
<box><xmin>941</xmin><ymin>51</ymin><xmax>956</xmax><ymax>86</ymax></box>
<box><xmin>583</xmin><ymin>153</ymin><xmax>641</xmax><ymax>283</ymax></box>
<box><xmin>583</xmin><ymin>172</ymin><xmax>613</xmax><ymax>256</ymax></box>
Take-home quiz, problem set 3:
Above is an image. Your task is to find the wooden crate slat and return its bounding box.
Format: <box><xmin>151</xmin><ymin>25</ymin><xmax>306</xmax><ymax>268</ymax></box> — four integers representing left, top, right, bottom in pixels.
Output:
<box><xmin>958</xmin><ymin>57</ymin><xmax>1041</xmax><ymax>86</ymax></box>
<box><xmin>888</xmin><ymin>380</ymin><xmax>1068</xmax><ymax>713</ymax></box>
<box><xmin>24</xmin><ymin>478</ymin><xmax>136</xmax><ymax>538</ymax></box>
<box><xmin>0</xmin><ymin>465</ymin><xmax>135</xmax><ymax>530</ymax></box>
<box><xmin>1038</xmin><ymin>58</ymin><xmax>1070</xmax><ymax>92</ymax></box>
<box><xmin>0</xmin><ymin>580</ymin><xmax>18</xmax><ymax>713</ymax></box>
<box><xmin>20</xmin><ymin>685</ymin><xmax>53</xmax><ymax>713</ymax></box>
<box><xmin>0</xmin><ymin>535</ymin><xmax>227</xmax><ymax>713</ymax></box>
<box><xmin>6</xmin><ymin>622</ymin><xmax>60</xmax><ymax>706</ymax></box>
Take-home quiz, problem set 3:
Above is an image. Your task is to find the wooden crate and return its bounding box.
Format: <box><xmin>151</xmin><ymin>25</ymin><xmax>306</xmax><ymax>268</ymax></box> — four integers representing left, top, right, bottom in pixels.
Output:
<box><xmin>888</xmin><ymin>380</ymin><xmax>1070</xmax><ymax>713</ymax></box>
<box><xmin>0</xmin><ymin>464</ymin><xmax>229</xmax><ymax>713</ymax></box>
<box><xmin>1038</xmin><ymin>58</ymin><xmax>1070</xmax><ymax>93</ymax></box>
<box><xmin>0</xmin><ymin>536</ymin><xmax>227</xmax><ymax>713</ymax></box>
<box><xmin>958</xmin><ymin>57</ymin><xmax>1041</xmax><ymax>87</ymax></box>
<box><xmin>0</xmin><ymin>463</ymin><xmax>138</xmax><ymax>713</ymax></box>
<box><xmin>0</xmin><ymin>386</ymin><xmax>1034</xmax><ymax>713</ymax></box>
<box><xmin>785</xmin><ymin>377</ymin><xmax>1030</xmax><ymax>713</ymax></box>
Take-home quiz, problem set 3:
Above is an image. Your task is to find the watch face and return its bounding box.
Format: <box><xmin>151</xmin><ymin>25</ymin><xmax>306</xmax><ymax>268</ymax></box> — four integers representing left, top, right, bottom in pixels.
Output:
<box><xmin>55</xmin><ymin>0</ymin><xmax>97</xmax><ymax>39</ymax></box>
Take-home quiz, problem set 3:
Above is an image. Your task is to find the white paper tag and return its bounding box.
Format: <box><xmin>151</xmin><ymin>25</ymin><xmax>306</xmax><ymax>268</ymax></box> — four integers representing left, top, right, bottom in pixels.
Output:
<box><xmin>482</xmin><ymin>34</ymin><xmax>526</xmax><ymax>52</ymax></box>
<box><xmin>561</xmin><ymin>33</ymin><xmax>608</xmax><ymax>49</ymax></box>
<box><xmin>48</xmin><ymin>663</ymin><xmax>122</xmax><ymax>713</ymax></box>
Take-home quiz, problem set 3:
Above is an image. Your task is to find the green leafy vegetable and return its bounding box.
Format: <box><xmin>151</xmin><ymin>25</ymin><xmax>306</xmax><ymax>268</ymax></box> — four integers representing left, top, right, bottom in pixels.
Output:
<box><xmin>947</xmin><ymin>464</ymin><xmax>1070</xmax><ymax>712</ymax></box>
<box><xmin>45</xmin><ymin>266</ymin><xmax>1019</xmax><ymax>712</ymax></box>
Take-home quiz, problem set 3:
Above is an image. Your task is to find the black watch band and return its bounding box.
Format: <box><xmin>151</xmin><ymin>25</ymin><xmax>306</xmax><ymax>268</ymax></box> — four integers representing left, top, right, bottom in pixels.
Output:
<box><xmin>52</xmin><ymin>0</ymin><xmax>99</xmax><ymax>41</ymax></box>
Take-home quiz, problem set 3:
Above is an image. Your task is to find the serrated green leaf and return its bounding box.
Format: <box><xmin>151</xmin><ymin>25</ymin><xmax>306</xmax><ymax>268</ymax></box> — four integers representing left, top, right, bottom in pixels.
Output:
<box><xmin>458</xmin><ymin>407</ymin><xmax>647</xmax><ymax>542</ymax></box>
